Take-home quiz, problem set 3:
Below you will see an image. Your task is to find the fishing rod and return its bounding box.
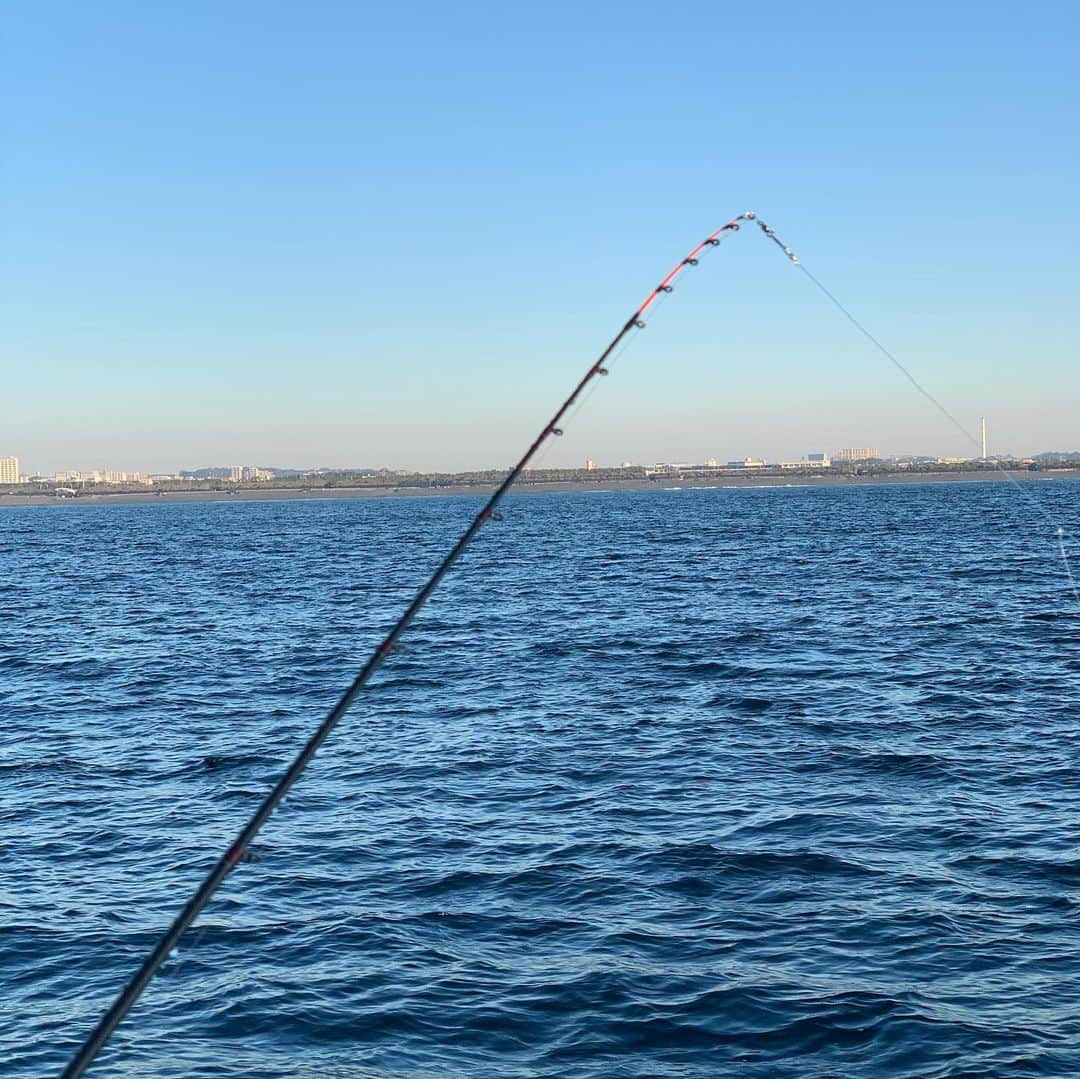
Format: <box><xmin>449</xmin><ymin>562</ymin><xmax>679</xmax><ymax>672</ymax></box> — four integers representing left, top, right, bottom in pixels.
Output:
<box><xmin>61</xmin><ymin>210</ymin><xmax>793</xmax><ymax>1077</ymax></box>
<box><xmin>60</xmin><ymin>211</ymin><xmax>1076</xmax><ymax>1075</ymax></box>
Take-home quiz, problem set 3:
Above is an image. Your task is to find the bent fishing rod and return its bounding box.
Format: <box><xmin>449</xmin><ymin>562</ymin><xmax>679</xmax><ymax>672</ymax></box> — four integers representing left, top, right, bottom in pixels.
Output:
<box><xmin>63</xmin><ymin>210</ymin><xmax>1075</xmax><ymax>1075</ymax></box>
<box><xmin>61</xmin><ymin>208</ymin><xmax>794</xmax><ymax>1071</ymax></box>
<box><xmin>62</xmin><ymin>210</ymin><xmax>796</xmax><ymax>1076</ymax></box>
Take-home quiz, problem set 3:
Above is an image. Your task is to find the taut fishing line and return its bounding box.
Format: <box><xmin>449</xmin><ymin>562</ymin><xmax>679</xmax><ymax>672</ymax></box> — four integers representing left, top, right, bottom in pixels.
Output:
<box><xmin>60</xmin><ymin>212</ymin><xmax>1077</xmax><ymax>1077</ymax></box>
<box><xmin>528</xmin><ymin>284</ymin><xmax>680</xmax><ymax>474</ymax></box>
<box><xmin>782</xmin><ymin>236</ymin><xmax>1079</xmax><ymax>604</ymax></box>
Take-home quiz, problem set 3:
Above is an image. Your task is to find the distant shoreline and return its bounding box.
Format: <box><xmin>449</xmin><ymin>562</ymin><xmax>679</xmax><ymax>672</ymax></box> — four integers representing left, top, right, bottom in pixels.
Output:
<box><xmin>1</xmin><ymin>469</ymin><xmax>1077</xmax><ymax>509</ymax></box>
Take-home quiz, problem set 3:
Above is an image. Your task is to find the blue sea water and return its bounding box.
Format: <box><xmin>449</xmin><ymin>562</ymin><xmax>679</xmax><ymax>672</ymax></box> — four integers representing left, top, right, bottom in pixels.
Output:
<box><xmin>2</xmin><ymin>481</ymin><xmax>1079</xmax><ymax>1078</ymax></box>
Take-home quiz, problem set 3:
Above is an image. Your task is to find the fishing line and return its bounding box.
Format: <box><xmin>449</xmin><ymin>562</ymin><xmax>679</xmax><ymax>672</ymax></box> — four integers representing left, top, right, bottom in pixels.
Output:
<box><xmin>1057</xmin><ymin>528</ymin><xmax>1080</xmax><ymax>602</ymax></box>
<box><xmin>528</xmin><ymin>300</ymin><xmax>656</xmax><ymax>473</ymax></box>
<box><xmin>533</xmin><ymin>227</ymin><xmax>746</xmax><ymax>474</ymax></box>
<box><xmin>753</xmin><ymin>217</ymin><xmax>1080</xmax><ymax>605</ymax></box>
<box><xmin>524</xmin><ymin>244</ymin><xmax>718</xmax><ymax>474</ymax></box>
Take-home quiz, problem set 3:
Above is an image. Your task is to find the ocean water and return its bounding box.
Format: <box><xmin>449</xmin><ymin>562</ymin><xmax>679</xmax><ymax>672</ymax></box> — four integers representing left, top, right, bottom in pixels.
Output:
<box><xmin>2</xmin><ymin>481</ymin><xmax>1079</xmax><ymax>1078</ymax></box>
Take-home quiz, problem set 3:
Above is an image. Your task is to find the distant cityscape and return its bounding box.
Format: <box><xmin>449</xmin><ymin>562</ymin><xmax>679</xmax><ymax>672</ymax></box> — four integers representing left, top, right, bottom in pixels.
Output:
<box><xmin>3</xmin><ymin>445</ymin><xmax>1080</xmax><ymax>497</ymax></box>
<box><xmin>0</xmin><ymin>460</ymin><xmax>278</xmax><ymax>486</ymax></box>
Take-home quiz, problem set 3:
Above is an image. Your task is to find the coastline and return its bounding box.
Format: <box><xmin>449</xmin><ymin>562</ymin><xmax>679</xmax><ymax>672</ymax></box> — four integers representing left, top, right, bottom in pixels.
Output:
<box><xmin>1</xmin><ymin>469</ymin><xmax>1076</xmax><ymax>508</ymax></box>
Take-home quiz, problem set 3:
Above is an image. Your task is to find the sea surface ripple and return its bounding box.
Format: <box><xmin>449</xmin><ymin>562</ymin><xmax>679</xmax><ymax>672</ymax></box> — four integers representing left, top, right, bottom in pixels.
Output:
<box><xmin>2</xmin><ymin>482</ymin><xmax>1079</xmax><ymax>1077</ymax></box>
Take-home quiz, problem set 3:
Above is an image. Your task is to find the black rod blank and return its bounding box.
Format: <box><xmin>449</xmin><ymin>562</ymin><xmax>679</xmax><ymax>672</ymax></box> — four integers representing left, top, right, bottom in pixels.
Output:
<box><xmin>60</xmin><ymin>212</ymin><xmax>758</xmax><ymax>1077</ymax></box>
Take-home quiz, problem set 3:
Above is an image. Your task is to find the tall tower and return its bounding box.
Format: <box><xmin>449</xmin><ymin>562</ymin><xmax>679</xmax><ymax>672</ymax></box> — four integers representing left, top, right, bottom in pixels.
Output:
<box><xmin>980</xmin><ymin>417</ymin><xmax>987</xmax><ymax>460</ymax></box>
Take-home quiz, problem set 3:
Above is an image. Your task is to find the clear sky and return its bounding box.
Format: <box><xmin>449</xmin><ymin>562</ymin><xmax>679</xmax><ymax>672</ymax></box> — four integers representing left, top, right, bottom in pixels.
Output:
<box><xmin>2</xmin><ymin>2</ymin><xmax>1077</xmax><ymax>475</ymax></box>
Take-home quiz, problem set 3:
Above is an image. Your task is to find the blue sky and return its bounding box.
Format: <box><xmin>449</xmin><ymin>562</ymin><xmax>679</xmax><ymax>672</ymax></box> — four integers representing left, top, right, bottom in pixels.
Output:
<box><xmin>2</xmin><ymin>2</ymin><xmax>1077</xmax><ymax>473</ymax></box>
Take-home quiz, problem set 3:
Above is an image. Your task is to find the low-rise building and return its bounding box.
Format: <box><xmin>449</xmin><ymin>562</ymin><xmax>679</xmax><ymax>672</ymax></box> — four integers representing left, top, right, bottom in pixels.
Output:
<box><xmin>779</xmin><ymin>453</ymin><xmax>831</xmax><ymax>470</ymax></box>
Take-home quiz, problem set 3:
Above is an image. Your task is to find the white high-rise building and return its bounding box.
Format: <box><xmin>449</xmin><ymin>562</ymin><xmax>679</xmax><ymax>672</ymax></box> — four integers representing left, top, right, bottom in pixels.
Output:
<box><xmin>0</xmin><ymin>456</ymin><xmax>20</xmax><ymax>484</ymax></box>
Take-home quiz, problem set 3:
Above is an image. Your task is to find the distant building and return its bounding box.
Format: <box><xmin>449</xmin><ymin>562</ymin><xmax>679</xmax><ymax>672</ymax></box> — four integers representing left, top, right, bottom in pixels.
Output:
<box><xmin>726</xmin><ymin>457</ymin><xmax>767</xmax><ymax>469</ymax></box>
<box><xmin>705</xmin><ymin>457</ymin><xmax>718</xmax><ymax>467</ymax></box>
<box><xmin>779</xmin><ymin>454</ymin><xmax>831</xmax><ymax>470</ymax></box>
<box><xmin>585</xmin><ymin>459</ymin><xmax>596</xmax><ymax>471</ymax></box>
<box><xmin>0</xmin><ymin>456</ymin><xmax>20</xmax><ymax>484</ymax></box>
<box><xmin>225</xmin><ymin>465</ymin><xmax>274</xmax><ymax>482</ymax></box>
<box><xmin>835</xmin><ymin>447</ymin><xmax>878</xmax><ymax>461</ymax></box>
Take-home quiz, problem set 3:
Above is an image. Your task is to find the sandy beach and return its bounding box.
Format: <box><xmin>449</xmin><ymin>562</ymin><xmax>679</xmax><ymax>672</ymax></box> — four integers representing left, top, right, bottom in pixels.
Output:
<box><xmin>1</xmin><ymin>469</ymin><xmax>1076</xmax><ymax>509</ymax></box>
